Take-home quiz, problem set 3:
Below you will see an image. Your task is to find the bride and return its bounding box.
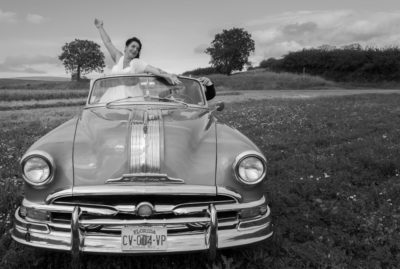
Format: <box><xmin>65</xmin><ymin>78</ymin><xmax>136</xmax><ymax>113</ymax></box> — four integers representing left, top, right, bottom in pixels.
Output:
<box><xmin>94</xmin><ymin>18</ymin><xmax>181</xmax><ymax>102</ymax></box>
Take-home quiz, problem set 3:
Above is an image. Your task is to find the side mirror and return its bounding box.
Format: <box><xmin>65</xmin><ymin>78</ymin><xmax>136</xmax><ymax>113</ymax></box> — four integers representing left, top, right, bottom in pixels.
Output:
<box><xmin>215</xmin><ymin>101</ymin><xmax>225</xmax><ymax>112</ymax></box>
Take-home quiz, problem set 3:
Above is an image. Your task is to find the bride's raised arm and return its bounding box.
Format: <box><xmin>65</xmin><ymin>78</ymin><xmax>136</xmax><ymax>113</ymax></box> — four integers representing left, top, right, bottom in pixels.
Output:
<box><xmin>94</xmin><ymin>18</ymin><xmax>123</xmax><ymax>63</ymax></box>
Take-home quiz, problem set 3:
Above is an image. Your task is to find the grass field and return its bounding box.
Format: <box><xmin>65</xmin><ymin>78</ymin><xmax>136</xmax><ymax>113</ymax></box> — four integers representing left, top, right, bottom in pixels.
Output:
<box><xmin>0</xmin><ymin>93</ymin><xmax>399</xmax><ymax>268</ymax></box>
<box><xmin>0</xmin><ymin>79</ymin><xmax>89</xmax><ymax>90</ymax></box>
<box><xmin>0</xmin><ymin>89</ymin><xmax>88</xmax><ymax>101</ymax></box>
<box><xmin>0</xmin><ymin>98</ymin><xmax>85</xmax><ymax>111</ymax></box>
<box><xmin>1</xmin><ymin>71</ymin><xmax>397</xmax><ymax>111</ymax></box>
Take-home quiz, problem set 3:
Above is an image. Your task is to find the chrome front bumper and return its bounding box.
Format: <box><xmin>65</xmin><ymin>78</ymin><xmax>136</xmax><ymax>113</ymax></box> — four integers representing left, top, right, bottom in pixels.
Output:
<box><xmin>12</xmin><ymin>192</ymin><xmax>272</xmax><ymax>256</ymax></box>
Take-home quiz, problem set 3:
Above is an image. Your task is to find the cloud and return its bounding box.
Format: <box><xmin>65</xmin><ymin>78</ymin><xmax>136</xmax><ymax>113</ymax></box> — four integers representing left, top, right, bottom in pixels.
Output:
<box><xmin>0</xmin><ymin>55</ymin><xmax>59</xmax><ymax>74</ymax></box>
<box><xmin>246</xmin><ymin>10</ymin><xmax>400</xmax><ymax>62</ymax></box>
<box><xmin>20</xmin><ymin>67</ymin><xmax>46</xmax><ymax>74</ymax></box>
<box><xmin>26</xmin><ymin>13</ymin><xmax>46</xmax><ymax>24</ymax></box>
<box><xmin>0</xmin><ymin>65</ymin><xmax>45</xmax><ymax>74</ymax></box>
<box><xmin>0</xmin><ymin>9</ymin><xmax>17</xmax><ymax>23</ymax></box>
<box><xmin>282</xmin><ymin>22</ymin><xmax>318</xmax><ymax>36</ymax></box>
<box><xmin>194</xmin><ymin>44</ymin><xmax>208</xmax><ymax>54</ymax></box>
<box><xmin>2</xmin><ymin>55</ymin><xmax>59</xmax><ymax>67</ymax></box>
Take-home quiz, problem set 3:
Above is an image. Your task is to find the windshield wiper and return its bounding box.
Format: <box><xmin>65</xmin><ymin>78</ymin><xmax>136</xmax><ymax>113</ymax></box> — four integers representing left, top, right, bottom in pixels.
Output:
<box><xmin>147</xmin><ymin>95</ymin><xmax>189</xmax><ymax>107</ymax></box>
<box><xmin>105</xmin><ymin>95</ymin><xmax>144</xmax><ymax>108</ymax></box>
<box><xmin>105</xmin><ymin>94</ymin><xmax>189</xmax><ymax>108</ymax></box>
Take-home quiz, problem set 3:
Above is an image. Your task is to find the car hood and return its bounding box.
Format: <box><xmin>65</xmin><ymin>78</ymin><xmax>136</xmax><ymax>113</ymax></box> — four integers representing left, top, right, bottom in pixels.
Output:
<box><xmin>73</xmin><ymin>106</ymin><xmax>216</xmax><ymax>187</ymax></box>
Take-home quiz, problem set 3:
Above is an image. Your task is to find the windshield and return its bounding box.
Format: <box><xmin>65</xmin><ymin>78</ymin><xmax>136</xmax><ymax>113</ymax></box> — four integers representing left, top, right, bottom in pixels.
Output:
<box><xmin>89</xmin><ymin>76</ymin><xmax>205</xmax><ymax>106</ymax></box>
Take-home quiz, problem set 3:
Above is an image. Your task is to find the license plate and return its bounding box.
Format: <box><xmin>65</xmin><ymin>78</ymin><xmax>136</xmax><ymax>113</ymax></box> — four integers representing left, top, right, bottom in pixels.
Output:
<box><xmin>121</xmin><ymin>226</ymin><xmax>168</xmax><ymax>251</ymax></box>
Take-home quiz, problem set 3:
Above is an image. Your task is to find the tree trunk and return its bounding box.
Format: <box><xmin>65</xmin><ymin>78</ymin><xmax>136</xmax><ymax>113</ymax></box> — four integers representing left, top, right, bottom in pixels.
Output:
<box><xmin>77</xmin><ymin>65</ymin><xmax>81</xmax><ymax>81</ymax></box>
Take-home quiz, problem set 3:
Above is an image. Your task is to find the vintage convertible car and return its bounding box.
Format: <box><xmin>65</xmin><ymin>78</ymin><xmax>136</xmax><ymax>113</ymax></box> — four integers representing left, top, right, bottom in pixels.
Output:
<box><xmin>12</xmin><ymin>74</ymin><xmax>272</xmax><ymax>259</ymax></box>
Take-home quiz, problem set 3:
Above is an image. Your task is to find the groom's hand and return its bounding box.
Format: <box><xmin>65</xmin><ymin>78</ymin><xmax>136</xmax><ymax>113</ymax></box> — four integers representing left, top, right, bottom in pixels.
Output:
<box><xmin>198</xmin><ymin>77</ymin><xmax>213</xmax><ymax>86</ymax></box>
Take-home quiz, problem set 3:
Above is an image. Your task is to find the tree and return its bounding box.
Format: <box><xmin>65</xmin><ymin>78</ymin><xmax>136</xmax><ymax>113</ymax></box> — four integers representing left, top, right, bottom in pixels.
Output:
<box><xmin>59</xmin><ymin>39</ymin><xmax>105</xmax><ymax>81</ymax></box>
<box><xmin>341</xmin><ymin>43</ymin><xmax>362</xmax><ymax>50</ymax></box>
<box><xmin>259</xmin><ymin>57</ymin><xmax>280</xmax><ymax>70</ymax></box>
<box><xmin>317</xmin><ymin>44</ymin><xmax>336</xmax><ymax>51</ymax></box>
<box><xmin>205</xmin><ymin>28</ymin><xmax>255</xmax><ymax>75</ymax></box>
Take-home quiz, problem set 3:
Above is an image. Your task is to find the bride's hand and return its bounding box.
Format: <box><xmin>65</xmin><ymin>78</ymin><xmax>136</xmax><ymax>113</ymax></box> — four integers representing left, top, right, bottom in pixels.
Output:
<box><xmin>94</xmin><ymin>18</ymin><xmax>103</xmax><ymax>28</ymax></box>
<box><xmin>164</xmin><ymin>74</ymin><xmax>182</xmax><ymax>85</ymax></box>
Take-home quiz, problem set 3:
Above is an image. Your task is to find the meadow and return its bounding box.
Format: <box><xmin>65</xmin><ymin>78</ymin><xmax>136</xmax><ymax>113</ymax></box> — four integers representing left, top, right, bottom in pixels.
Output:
<box><xmin>0</xmin><ymin>93</ymin><xmax>399</xmax><ymax>268</ymax></box>
<box><xmin>0</xmin><ymin>72</ymin><xmax>335</xmax><ymax>111</ymax></box>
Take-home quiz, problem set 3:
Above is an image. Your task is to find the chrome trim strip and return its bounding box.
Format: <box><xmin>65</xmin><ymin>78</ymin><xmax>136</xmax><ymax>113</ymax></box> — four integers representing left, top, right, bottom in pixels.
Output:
<box><xmin>13</xmin><ymin>209</ymin><xmax>50</xmax><ymax>234</ymax></box>
<box><xmin>129</xmin><ymin>110</ymin><xmax>162</xmax><ymax>173</ymax></box>
<box><xmin>47</xmin><ymin>185</ymin><xmax>218</xmax><ymax>204</ymax></box>
<box><xmin>46</xmin><ymin>186</ymin><xmax>241</xmax><ymax>204</ymax></box>
<box><xmin>173</xmin><ymin>196</ymin><xmax>265</xmax><ymax>215</ymax></box>
<box><xmin>159</xmin><ymin>110</ymin><xmax>165</xmax><ymax>166</ymax></box>
<box><xmin>140</xmin><ymin>110</ymin><xmax>147</xmax><ymax>171</ymax></box>
<box><xmin>85</xmin><ymin>102</ymin><xmax>206</xmax><ymax>110</ymax></box>
<box><xmin>130</xmin><ymin>110</ymin><xmax>145</xmax><ymax>173</ymax></box>
<box><xmin>216</xmin><ymin>196</ymin><xmax>266</xmax><ymax>211</ymax></box>
<box><xmin>146</xmin><ymin>110</ymin><xmax>161</xmax><ymax>173</ymax></box>
<box><xmin>80</xmin><ymin>217</ymin><xmax>211</xmax><ymax>226</ymax></box>
<box><xmin>216</xmin><ymin>186</ymin><xmax>242</xmax><ymax>201</ymax></box>
<box><xmin>238</xmin><ymin>213</ymin><xmax>271</xmax><ymax>231</ymax></box>
<box><xmin>46</xmin><ymin>188</ymin><xmax>73</xmax><ymax>204</ymax></box>
<box><xmin>105</xmin><ymin>173</ymin><xmax>184</xmax><ymax>184</ymax></box>
<box><xmin>24</xmin><ymin>200</ymin><xmax>118</xmax><ymax>216</ymax></box>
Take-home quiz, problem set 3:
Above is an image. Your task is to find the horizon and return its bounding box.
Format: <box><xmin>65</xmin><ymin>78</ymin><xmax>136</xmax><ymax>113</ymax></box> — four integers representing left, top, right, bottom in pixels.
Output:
<box><xmin>1</xmin><ymin>0</ymin><xmax>400</xmax><ymax>78</ymax></box>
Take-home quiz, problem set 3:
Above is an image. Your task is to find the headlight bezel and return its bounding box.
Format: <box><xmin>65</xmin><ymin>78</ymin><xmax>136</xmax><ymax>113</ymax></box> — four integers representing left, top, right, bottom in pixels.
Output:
<box><xmin>20</xmin><ymin>150</ymin><xmax>55</xmax><ymax>187</ymax></box>
<box><xmin>232</xmin><ymin>151</ymin><xmax>267</xmax><ymax>185</ymax></box>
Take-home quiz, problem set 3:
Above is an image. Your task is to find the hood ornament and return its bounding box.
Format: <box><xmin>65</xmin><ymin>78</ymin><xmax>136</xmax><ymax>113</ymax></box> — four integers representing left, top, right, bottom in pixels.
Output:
<box><xmin>106</xmin><ymin>173</ymin><xmax>185</xmax><ymax>184</ymax></box>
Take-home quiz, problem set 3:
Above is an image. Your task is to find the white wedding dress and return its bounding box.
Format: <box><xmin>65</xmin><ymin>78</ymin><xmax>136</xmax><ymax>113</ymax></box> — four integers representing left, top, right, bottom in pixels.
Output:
<box><xmin>100</xmin><ymin>56</ymin><xmax>148</xmax><ymax>103</ymax></box>
<box><xmin>111</xmin><ymin>55</ymin><xmax>148</xmax><ymax>74</ymax></box>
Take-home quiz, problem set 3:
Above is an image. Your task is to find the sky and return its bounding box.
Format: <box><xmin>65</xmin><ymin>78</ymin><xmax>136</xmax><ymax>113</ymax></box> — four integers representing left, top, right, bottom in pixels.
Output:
<box><xmin>1</xmin><ymin>0</ymin><xmax>400</xmax><ymax>78</ymax></box>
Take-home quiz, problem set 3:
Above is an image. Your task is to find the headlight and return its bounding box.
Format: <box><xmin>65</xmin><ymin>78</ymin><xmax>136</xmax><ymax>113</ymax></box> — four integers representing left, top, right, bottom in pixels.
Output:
<box><xmin>21</xmin><ymin>151</ymin><xmax>55</xmax><ymax>187</ymax></box>
<box><xmin>233</xmin><ymin>151</ymin><xmax>267</xmax><ymax>185</ymax></box>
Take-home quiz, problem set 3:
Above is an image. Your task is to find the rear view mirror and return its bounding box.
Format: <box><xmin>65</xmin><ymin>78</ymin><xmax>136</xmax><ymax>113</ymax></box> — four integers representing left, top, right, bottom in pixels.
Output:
<box><xmin>215</xmin><ymin>101</ymin><xmax>225</xmax><ymax>112</ymax></box>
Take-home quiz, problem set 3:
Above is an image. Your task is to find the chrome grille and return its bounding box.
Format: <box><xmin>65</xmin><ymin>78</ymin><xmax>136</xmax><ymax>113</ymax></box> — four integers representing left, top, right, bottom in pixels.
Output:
<box><xmin>49</xmin><ymin>194</ymin><xmax>239</xmax><ymax>234</ymax></box>
<box><xmin>52</xmin><ymin>194</ymin><xmax>235</xmax><ymax>206</ymax></box>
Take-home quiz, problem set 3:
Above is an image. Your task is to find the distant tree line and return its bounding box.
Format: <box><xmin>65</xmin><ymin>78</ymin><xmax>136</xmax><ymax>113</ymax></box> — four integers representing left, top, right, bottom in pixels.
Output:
<box><xmin>181</xmin><ymin>66</ymin><xmax>218</xmax><ymax>76</ymax></box>
<box><xmin>260</xmin><ymin>44</ymin><xmax>400</xmax><ymax>82</ymax></box>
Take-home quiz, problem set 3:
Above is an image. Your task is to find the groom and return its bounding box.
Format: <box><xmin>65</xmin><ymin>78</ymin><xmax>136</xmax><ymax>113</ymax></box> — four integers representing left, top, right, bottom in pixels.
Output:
<box><xmin>198</xmin><ymin>77</ymin><xmax>216</xmax><ymax>101</ymax></box>
<box><xmin>156</xmin><ymin>67</ymin><xmax>216</xmax><ymax>100</ymax></box>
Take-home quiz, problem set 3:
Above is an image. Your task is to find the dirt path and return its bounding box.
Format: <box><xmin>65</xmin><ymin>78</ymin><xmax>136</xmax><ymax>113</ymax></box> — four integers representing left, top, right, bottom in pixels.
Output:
<box><xmin>211</xmin><ymin>89</ymin><xmax>400</xmax><ymax>104</ymax></box>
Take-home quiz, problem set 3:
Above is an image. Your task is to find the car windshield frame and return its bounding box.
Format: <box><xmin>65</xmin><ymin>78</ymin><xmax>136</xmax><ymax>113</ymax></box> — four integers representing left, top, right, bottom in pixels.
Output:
<box><xmin>86</xmin><ymin>74</ymin><xmax>207</xmax><ymax>108</ymax></box>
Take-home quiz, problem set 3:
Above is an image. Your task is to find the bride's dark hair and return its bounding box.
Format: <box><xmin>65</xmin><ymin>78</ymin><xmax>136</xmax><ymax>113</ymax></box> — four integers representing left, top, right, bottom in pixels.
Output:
<box><xmin>125</xmin><ymin>37</ymin><xmax>142</xmax><ymax>58</ymax></box>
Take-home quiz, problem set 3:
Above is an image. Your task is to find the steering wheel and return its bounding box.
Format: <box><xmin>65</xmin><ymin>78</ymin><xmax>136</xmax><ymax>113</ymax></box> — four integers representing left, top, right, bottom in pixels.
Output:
<box><xmin>164</xmin><ymin>90</ymin><xmax>195</xmax><ymax>104</ymax></box>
